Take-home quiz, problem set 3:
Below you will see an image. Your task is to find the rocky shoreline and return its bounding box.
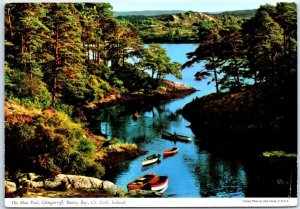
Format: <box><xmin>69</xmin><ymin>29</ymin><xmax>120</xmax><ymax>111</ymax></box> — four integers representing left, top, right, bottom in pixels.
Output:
<box><xmin>85</xmin><ymin>79</ymin><xmax>196</xmax><ymax>109</ymax></box>
<box><xmin>5</xmin><ymin>173</ymin><xmax>163</xmax><ymax>198</ymax></box>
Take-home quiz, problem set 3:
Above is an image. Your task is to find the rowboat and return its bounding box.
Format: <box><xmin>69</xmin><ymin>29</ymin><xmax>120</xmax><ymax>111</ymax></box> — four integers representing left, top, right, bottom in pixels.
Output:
<box><xmin>163</xmin><ymin>147</ymin><xmax>179</xmax><ymax>156</ymax></box>
<box><xmin>127</xmin><ymin>174</ymin><xmax>159</xmax><ymax>191</ymax></box>
<box><xmin>161</xmin><ymin>130</ymin><xmax>191</xmax><ymax>142</ymax></box>
<box><xmin>142</xmin><ymin>154</ymin><xmax>161</xmax><ymax>166</ymax></box>
<box><xmin>150</xmin><ymin>176</ymin><xmax>168</xmax><ymax>191</ymax></box>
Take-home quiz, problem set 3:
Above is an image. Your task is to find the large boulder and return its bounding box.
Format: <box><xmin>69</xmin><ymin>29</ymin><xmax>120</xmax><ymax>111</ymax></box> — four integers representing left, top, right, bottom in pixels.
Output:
<box><xmin>6</xmin><ymin>173</ymin><xmax>126</xmax><ymax>197</ymax></box>
<box><xmin>102</xmin><ymin>180</ymin><xmax>124</xmax><ymax>196</ymax></box>
<box><xmin>44</xmin><ymin>174</ymin><xmax>104</xmax><ymax>190</ymax></box>
<box><xmin>5</xmin><ymin>181</ymin><xmax>17</xmax><ymax>194</ymax></box>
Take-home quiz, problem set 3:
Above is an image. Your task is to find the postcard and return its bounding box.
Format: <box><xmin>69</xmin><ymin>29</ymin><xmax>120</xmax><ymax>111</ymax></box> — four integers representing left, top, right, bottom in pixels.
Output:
<box><xmin>4</xmin><ymin>0</ymin><xmax>297</xmax><ymax>207</ymax></box>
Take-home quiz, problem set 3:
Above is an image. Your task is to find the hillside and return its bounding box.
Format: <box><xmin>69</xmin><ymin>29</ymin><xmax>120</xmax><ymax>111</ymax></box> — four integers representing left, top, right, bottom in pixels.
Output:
<box><xmin>118</xmin><ymin>11</ymin><xmax>215</xmax><ymax>43</ymax></box>
<box><xmin>211</xmin><ymin>9</ymin><xmax>257</xmax><ymax>18</ymax></box>
<box><xmin>113</xmin><ymin>10</ymin><xmax>186</xmax><ymax>17</ymax></box>
<box><xmin>116</xmin><ymin>9</ymin><xmax>257</xmax><ymax>43</ymax></box>
<box><xmin>181</xmin><ymin>83</ymin><xmax>297</xmax><ymax>153</ymax></box>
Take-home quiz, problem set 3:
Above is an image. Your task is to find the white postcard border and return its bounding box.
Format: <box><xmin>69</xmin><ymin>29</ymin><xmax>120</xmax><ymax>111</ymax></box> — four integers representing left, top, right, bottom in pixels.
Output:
<box><xmin>4</xmin><ymin>197</ymin><xmax>298</xmax><ymax>208</ymax></box>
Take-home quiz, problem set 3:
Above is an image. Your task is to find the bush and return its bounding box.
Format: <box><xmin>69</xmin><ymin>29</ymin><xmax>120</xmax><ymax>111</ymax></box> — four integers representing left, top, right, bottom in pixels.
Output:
<box><xmin>5</xmin><ymin>102</ymin><xmax>106</xmax><ymax>178</ymax></box>
<box><xmin>87</xmin><ymin>75</ymin><xmax>112</xmax><ymax>101</ymax></box>
<box><xmin>77</xmin><ymin>137</ymin><xmax>96</xmax><ymax>154</ymax></box>
<box><xmin>5</xmin><ymin>70</ymin><xmax>52</xmax><ymax>109</ymax></box>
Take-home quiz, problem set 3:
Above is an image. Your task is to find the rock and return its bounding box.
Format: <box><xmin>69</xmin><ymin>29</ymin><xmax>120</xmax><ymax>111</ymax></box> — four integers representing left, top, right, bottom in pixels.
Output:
<box><xmin>157</xmin><ymin>86</ymin><xmax>167</xmax><ymax>92</ymax></box>
<box><xmin>5</xmin><ymin>181</ymin><xmax>17</xmax><ymax>194</ymax></box>
<box><xmin>102</xmin><ymin>180</ymin><xmax>124</xmax><ymax>196</ymax></box>
<box><xmin>29</xmin><ymin>181</ymin><xmax>44</xmax><ymax>188</ymax></box>
<box><xmin>9</xmin><ymin>173</ymin><xmax>126</xmax><ymax>197</ymax></box>
<box><xmin>102</xmin><ymin>180</ymin><xmax>115</xmax><ymax>189</ymax></box>
<box><xmin>44</xmin><ymin>174</ymin><xmax>68</xmax><ymax>189</ymax></box>
<box><xmin>127</xmin><ymin>189</ymin><xmax>163</xmax><ymax>197</ymax></box>
<box><xmin>45</xmin><ymin>174</ymin><xmax>105</xmax><ymax>190</ymax></box>
<box><xmin>67</xmin><ymin>175</ymin><xmax>103</xmax><ymax>189</ymax></box>
<box><xmin>27</xmin><ymin>173</ymin><xmax>40</xmax><ymax>181</ymax></box>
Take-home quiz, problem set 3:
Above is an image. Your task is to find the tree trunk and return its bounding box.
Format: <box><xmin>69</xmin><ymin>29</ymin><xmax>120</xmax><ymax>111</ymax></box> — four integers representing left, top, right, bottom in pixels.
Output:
<box><xmin>211</xmin><ymin>53</ymin><xmax>219</xmax><ymax>94</ymax></box>
<box><xmin>87</xmin><ymin>43</ymin><xmax>90</xmax><ymax>71</ymax></box>
<box><xmin>21</xmin><ymin>33</ymin><xmax>25</xmax><ymax>72</ymax></box>
<box><xmin>28</xmin><ymin>36</ymin><xmax>33</xmax><ymax>81</ymax></box>
<box><xmin>96</xmin><ymin>43</ymin><xmax>100</xmax><ymax>64</ymax></box>
<box><xmin>233</xmin><ymin>56</ymin><xmax>240</xmax><ymax>89</ymax></box>
<box><xmin>51</xmin><ymin>76</ymin><xmax>57</xmax><ymax>108</ymax></box>
<box><xmin>92</xmin><ymin>45</ymin><xmax>95</xmax><ymax>62</ymax></box>
<box><xmin>51</xmin><ymin>26</ymin><xmax>59</xmax><ymax>108</ymax></box>
<box><xmin>7</xmin><ymin>8</ymin><xmax>14</xmax><ymax>38</ymax></box>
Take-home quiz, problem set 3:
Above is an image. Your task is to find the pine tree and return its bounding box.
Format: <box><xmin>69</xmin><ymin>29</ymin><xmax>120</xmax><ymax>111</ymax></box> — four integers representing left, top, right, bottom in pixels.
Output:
<box><xmin>183</xmin><ymin>21</ymin><xmax>222</xmax><ymax>93</ymax></box>
<box><xmin>218</xmin><ymin>16</ymin><xmax>245</xmax><ymax>92</ymax></box>
<box><xmin>243</xmin><ymin>10</ymin><xmax>284</xmax><ymax>83</ymax></box>
<box><xmin>139</xmin><ymin>44</ymin><xmax>181</xmax><ymax>82</ymax></box>
<box><xmin>44</xmin><ymin>3</ymin><xmax>86</xmax><ymax>107</ymax></box>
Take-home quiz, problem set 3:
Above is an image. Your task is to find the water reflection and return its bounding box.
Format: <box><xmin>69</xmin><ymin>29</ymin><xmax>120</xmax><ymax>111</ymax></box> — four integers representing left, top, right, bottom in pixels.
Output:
<box><xmin>97</xmin><ymin>95</ymin><xmax>248</xmax><ymax>197</ymax></box>
<box><xmin>95</xmin><ymin>44</ymin><xmax>248</xmax><ymax>197</ymax></box>
<box><xmin>195</xmin><ymin>151</ymin><xmax>247</xmax><ymax>197</ymax></box>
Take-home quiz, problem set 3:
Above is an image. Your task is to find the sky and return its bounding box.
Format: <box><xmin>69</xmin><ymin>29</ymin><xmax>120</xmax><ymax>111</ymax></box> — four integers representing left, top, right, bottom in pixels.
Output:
<box><xmin>102</xmin><ymin>0</ymin><xmax>293</xmax><ymax>12</ymax></box>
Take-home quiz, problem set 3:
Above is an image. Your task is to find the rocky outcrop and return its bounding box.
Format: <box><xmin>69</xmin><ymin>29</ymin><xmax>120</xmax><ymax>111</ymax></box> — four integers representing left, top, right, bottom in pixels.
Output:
<box><xmin>86</xmin><ymin>79</ymin><xmax>196</xmax><ymax>109</ymax></box>
<box><xmin>127</xmin><ymin>189</ymin><xmax>163</xmax><ymax>197</ymax></box>
<box><xmin>5</xmin><ymin>181</ymin><xmax>17</xmax><ymax>194</ymax></box>
<box><xmin>5</xmin><ymin>173</ymin><xmax>164</xmax><ymax>198</ymax></box>
<box><xmin>6</xmin><ymin>173</ymin><xmax>124</xmax><ymax>197</ymax></box>
<box><xmin>44</xmin><ymin>174</ymin><xmax>104</xmax><ymax>190</ymax></box>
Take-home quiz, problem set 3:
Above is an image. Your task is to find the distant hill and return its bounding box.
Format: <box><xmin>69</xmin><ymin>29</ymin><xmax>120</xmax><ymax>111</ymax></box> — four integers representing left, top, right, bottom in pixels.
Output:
<box><xmin>115</xmin><ymin>9</ymin><xmax>257</xmax><ymax>18</ymax></box>
<box><xmin>117</xmin><ymin>11</ymin><xmax>216</xmax><ymax>43</ymax></box>
<box><xmin>116</xmin><ymin>9</ymin><xmax>255</xmax><ymax>43</ymax></box>
<box><xmin>210</xmin><ymin>9</ymin><xmax>257</xmax><ymax>18</ymax></box>
<box><xmin>113</xmin><ymin>10</ymin><xmax>186</xmax><ymax>17</ymax></box>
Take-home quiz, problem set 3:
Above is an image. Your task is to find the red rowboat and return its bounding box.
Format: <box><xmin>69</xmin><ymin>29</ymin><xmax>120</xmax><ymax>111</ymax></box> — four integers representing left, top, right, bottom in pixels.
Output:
<box><xmin>163</xmin><ymin>147</ymin><xmax>179</xmax><ymax>156</ymax></box>
<box><xmin>127</xmin><ymin>174</ymin><xmax>159</xmax><ymax>191</ymax></box>
<box><xmin>150</xmin><ymin>176</ymin><xmax>168</xmax><ymax>191</ymax></box>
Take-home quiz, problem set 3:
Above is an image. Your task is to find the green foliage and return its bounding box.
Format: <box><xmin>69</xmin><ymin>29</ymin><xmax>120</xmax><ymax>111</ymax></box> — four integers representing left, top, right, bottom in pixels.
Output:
<box><xmin>262</xmin><ymin>151</ymin><xmax>297</xmax><ymax>158</ymax></box>
<box><xmin>185</xmin><ymin>2</ymin><xmax>296</xmax><ymax>94</ymax></box>
<box><xmin>184</xmin><ymin>20</ymin><xmax>222</xmax><ymax>93</ymax></box>
<box><xmin>118</xmin><ymin>11</ymin><xmax>212</xmax><ymax>43</ymax></box>
<box><xmin>5</xmin><ymin>64</ymin><xmax>52</xmax><ymax>109</ymax></box>
<box><xmin>139</xmin><ymin>44</ymin><xmax>182</xmax><ymax>81</ymax></box>
<box><xmin>5</xmin><ymin>104</ymin><xmax>105</xmax><ymax>178</ymax></box>
<box><xmin>87</xmin><ymin>75</ymin><xmax>112</xmax><ymax>101</ymax></box>
<box><xmin>77</xmin><ymin>137</ymin><xmax>96</xmax><ymax>154</ymax></box>
<box><xmin>242</xmin><ymin>3</ymin><xmax>296</xmax><ymax>85</ymax></box>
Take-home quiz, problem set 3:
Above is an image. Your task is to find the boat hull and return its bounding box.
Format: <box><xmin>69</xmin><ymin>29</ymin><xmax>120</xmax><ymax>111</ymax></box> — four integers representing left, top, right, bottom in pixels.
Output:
<box><xmin>150</xmin><ymin>176</ymin><xmax>168</xmax><ymax>191</ymax></box>
<box><xmin>127</xmin><ymin>174</ymin><xmax>159</xmax><ymax>191</ymax></box>
<box><xmin>161</xmin><ymin>130</ymin><xmax>191</xmax><ymax>142</ymax></box>
<box><xmin>142</xmin><ymin>154</ymin><xmax>160</xmax><ymax>166</ymax></box>
<box><xmin>163</xmin><ymin>147</ymin><xmax>178</xmax><ymax>156</ymax></box>
<box><xmin>142</xmin><ymin>158</ymin><xmax>159</xmax><ymax>166</ymax></box>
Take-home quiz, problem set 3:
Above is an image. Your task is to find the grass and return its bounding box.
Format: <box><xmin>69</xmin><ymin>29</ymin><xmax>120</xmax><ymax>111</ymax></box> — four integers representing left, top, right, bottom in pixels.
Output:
<box><xmin>262</xmin><ymin>151</ymin><xmax>297</xmax><ymax>158</ymax></box>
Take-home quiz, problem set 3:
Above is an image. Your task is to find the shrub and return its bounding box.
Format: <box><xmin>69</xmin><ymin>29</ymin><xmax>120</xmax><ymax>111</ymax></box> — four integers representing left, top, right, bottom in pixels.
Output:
<box><xmin>5</xmin><ymin>101</ymin><xmax>106</xmax><ymax>178</ymax></box>
<box><xmin>77</xmin><ymin>137</ymin><xmax>96</xmax><ymax>154</ymax></box>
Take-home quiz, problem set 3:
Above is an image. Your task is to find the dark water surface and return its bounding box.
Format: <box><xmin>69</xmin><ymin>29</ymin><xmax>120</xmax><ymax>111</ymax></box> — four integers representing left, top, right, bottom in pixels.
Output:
<box><xmin>96</xmin><ymin>44</ymin><xmax>248</xmax><ymax>197</ymax></box>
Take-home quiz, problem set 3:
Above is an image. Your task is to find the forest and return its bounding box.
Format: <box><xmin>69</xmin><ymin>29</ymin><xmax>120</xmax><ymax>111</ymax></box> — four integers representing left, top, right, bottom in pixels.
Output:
<box><xmin>4</xmin><ymin>2</ymin><xmax>297</xmax><ymax>198</ymax></box>
<box><xmin>184</xmin><ymin>3</ymin><xmax>297</xmax><ymax>93</ymax></box>
<box><xmin>5</xmin><ymin>3</ymin><xmax>182</xmax><ymax>182</ymax></box>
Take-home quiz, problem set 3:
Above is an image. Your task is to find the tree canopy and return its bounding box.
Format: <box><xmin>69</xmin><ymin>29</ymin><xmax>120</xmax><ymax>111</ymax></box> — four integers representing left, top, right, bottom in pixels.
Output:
<box><xmin>5</xmin><ymin>3</ymin><xmax>182</xmax><ymax>109</ymax></box>
<box><xmin>184</xmin><ymin>2</ymin><xmax>296</xmax><ymax>93</ymax></box>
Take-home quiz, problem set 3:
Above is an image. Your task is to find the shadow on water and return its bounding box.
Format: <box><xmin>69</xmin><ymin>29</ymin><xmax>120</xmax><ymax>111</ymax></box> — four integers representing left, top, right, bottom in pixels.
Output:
<box><xmin>87</xmin><ymin>44</ymin><xmax>296</xmax><ymax>198</ymax></box>
<box><xmin>191</xmin><ymin>128</ymin><xmax>297</xmax><ymax>197</ymax></box>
